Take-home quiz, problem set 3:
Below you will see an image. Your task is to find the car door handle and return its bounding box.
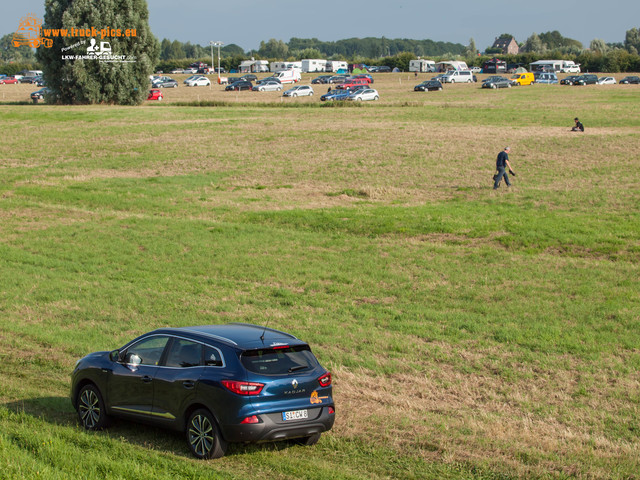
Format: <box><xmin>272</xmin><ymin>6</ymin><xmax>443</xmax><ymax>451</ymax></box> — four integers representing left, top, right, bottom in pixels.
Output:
<box><xmin>183</xmin><ymin>380</ymin><xmax>196</xmax><ymax>389</ymax></box>
<box><xmin>141</xmin><ymin>375</ymin><xmax>153</xmax><ymax>383</ymax></box>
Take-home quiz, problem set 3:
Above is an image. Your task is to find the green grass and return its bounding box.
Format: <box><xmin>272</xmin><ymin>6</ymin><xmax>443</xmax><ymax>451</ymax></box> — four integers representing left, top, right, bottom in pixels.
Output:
<box><xmin>1</xmin><ymin>83</ymin><xmax>639</xmax><ymax>479</ymax></box>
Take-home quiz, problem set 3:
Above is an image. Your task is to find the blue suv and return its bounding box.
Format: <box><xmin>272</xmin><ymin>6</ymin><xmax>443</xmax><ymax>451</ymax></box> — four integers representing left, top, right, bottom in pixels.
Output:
<box><xmin>71</xmin><ymin>323</ymin><xmax>335</xmax><ymax>458</ymax></box>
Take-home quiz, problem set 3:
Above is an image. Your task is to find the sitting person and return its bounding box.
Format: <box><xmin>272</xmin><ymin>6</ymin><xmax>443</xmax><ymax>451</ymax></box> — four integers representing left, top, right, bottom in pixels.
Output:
<box><xmin>571</xmin><ymin>117</ymin><xmax>584</xmax><ymax>132</ymax></box>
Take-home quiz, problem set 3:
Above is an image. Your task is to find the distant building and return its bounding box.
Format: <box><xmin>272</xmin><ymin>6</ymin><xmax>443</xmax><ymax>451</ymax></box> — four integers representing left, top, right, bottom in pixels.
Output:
<box><xmin>491</xmin><ymin>37</ymin><xmax>519</xmax><ymax>55</ymax></box>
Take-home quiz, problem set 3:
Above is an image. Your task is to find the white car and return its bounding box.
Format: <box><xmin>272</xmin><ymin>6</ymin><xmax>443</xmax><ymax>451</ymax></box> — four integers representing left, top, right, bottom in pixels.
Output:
<box><xmin>347</xmin><ymin>88</ymin><xmax>379</xmax><ymax>101</ymax></box>
<box><xmin>252</xmin><ymin>81</ymin><xmax>282</xmax><ymax>92</ymax></box>
<box><xmin>470</xmin><ymin>66</ymin><xmax>482</xmax><ymax>73</ymax></box>
<box><xmin>185</xmin><ymin>76</ymin><xmax>211</xmax><ymax>87</ymax></box>
<box><xmin>183</xmin><ymin>68</ymin><xmax>198</xmax><ymax>74</ymax></box>
<box><xmin>283</xmin><ymin>85</ymin><xmax>314</xmax><ymax>97</ymax></box>
<box><xmin>597</xmin><ymin>76</ymin><xmax>616</xmax><ymax>85</ymax></box>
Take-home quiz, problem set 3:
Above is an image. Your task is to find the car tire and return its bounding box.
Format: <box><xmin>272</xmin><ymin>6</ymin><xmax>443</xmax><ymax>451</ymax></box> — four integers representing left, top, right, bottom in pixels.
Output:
<box><xmin>77</xmin><ymin>384</ymin><xmax>110</xmax><ymax>430</ymax></box>
<box><xmin>507</xmin><ymin>84</ymin><xmax>511</xmax><ymax>88</ymax></box>
<box><xmin>374</xmin><ymin>96</ymin><xmax>379</xmax><ymax>100</ymax></box>
<box><xmin>438</xmin><ymin>87</ymin><xmax>442</xmax><ymax>91</ymax></box>
<box><xmin>294</xmin><ymin>433</ymin><xmax>321</xmax><ymax>446</ymax></box>
<box><xmin>158</xmin><ymin>96</ymin><xmax>163</xmax><ymax>100</ymax></box>
<box><xmin>187</xmin><ymin>409</ymin><xmax>227</xmax><ymax>459</ymax></box>
<box><xmin>356</xmin><ymin>97</ymin><xmax>362</xmax><ymax>101</ymax></box>
<box><xmin>277</xmin><ymin>87</ymin><xmax>281</xmax><ymax>91</ymax></box>
<box><xmin>292</xmin><ymin>93</ymin><xmax>297</xmax><ymax>97</ymax></box>
<box><xmin>491</xmin><ymin>84</ymin><xmax>497</xmax><ymax>89</ymax></box>
<box><xmin>309</xmin><ymin>92</ymin><xmax>313</xmax><ymax>96</ymax></box>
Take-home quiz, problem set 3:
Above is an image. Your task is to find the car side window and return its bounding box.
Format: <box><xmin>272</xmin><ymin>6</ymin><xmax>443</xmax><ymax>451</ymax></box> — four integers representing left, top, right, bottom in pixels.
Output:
<box><xmin>164</xmin><ymin>339</ymin><xmax>203</xmax><ymax>368</ymax></box>
<box><xmin>204</xmin><ymin>345</ymin><xmax>224</xmax><ymax>367</ymax></box>
<box><xmin>125</xmin><ymin>336</ymin><xmax>169</xmax><ymax>366</ymax></box>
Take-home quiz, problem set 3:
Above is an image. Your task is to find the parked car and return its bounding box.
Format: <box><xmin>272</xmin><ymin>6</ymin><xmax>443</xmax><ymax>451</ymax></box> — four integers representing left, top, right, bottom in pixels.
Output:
<box><xmin>71</xmin><ymin>323</ymin><xmax>335</xmax><ymax>459</ymax></box>
<box><xmin>256</xmin><ymin>76</ymin><xmax>281</xmax><ymax>85</ymax></box>
<box><xmin>619</xmin><ymin>76</ymin><xmax>640</xmax><ymax>84</ymax></box>
<box><xmin>482</xmin><ymin>77</ymin><xmax>512</xmax><ymax>89</ymax></box>
<box><xmin>510</xmin><ymin>72</ymin><xmax>535</xmax><ymax>86</ymax></box>
<box><xmin>573</xmin><ymin>74</ymin><xmax>598</xmax><ymax>86</ymax></box>
<box><xmin>147</xmin><ymin>89</ymin><xmax>163</xmax><ymax>100</ymax></box>
<box><xmin>414</xmin><ymin>80</ymin><xmax>443</xmax><ymax>92</ymax></box>
<box><xmin>183</xmin><ymin>75</ymin><xmax>200</xmax><ymax>84</ymax></box>
<box><xmin>252</xmin><ymin>81</ymin><xmax>282</xmax><ymax>92</ymax></box>
<box><xmin>441</xmin><ymin>70</ymin><xmax>474</xmax><ymax>83</ymax></box>
<box><xmin>347</xmin><ymin>88</ymin><xmax>379</xmax><ymax>101</ymax></box>
<box><xmin>370</xmin><ymin>66</ymin><xmax>391</xmax><ymax>73</ymax></box>
<box><xmin>328</xmin><ymin>75</ymin><xmax>349</xmax><ymax>84</ymax></box>
<box><xmin>283</xmin><ymin>85</ymin><xmax>314</xmax><ymax>97</ymax></box>
<box><xmin>336</xmin><ymin>78</ymin><xmax>370</xmax><ymax>90</ymax></box>
<box><xmin>320</xmin><ymin>89</ymin><xmax>352</xmax><ymax>101</ymax></box>
<box><xmin>597</xmin><ymin>76</ymin><xmax>617</xmax><ymax>85</ymax></box>
<box><xmin>470</xmin><ymin>66</ymin><xmax>482</xmax><ymax>73</ymax></box>
<box><xmin>35</xmin><ymin>76</ymin><xmax>46</xmax><ymax>86</ymax></box>
<box><xmin>353</xmin><ymin>74</ymin><xmax>374</xmax><ymax>84</ymax></box>
<box><xmin>225</xmin><ymin>80</ymin><xmax>253</xmax><ymax>91</ymax></box>
<box><xmin>30</xmin><ymin>87</ymin><xmax>49</xmax><ymax>103</ymax></box>
<box><xmin>482</xmin><ymin>75</ymin><xmax>505</xmax><ymax>84</ymax></box>
<box><xmin>185</xmin><ymin>76</ymin><xmax>211</xmax><ymax>87</ymax></box>
<box><xmin>560</xmin><ymin>75</ymin><xmax>581</xmax><ymax>85</ymax></box>
<box><xmin>183</xmin><ymin>68</ymin><xmax>198</xmax><ymax>74</ymax></box>
<box><xmin>535</xmin><ymin>72</ymin><xmax>558</xmax><ymax>84</ymax></box>
<box><xmin>153</xmin><ymin>76</ymin><xmax>178</xmax><ymax>88</ymax></box>
<box><xmin>19</xmin><ymin>75</ymin><xmax>40</xmax><ymax>84</ymax></box>
<box><xmin>311</xmin><ymin>75</ymin><xmax>333</xmax><ymax>84</ymax></box>
<box><xmin>240</xmin><ymin>74</ymin><xmax>257</xmax><ymax>82</ymax></box>
<box><xmin>431</xmin><ymin>74</ymin><xmax>448</xmax><ymax>83</ymax></box>
<box><xmin>170</xmin><ymin>68</ymin><xmax>184</xmax><ymax>74</ymax></box>
<box><xmin>0</xmin><ymin>76</ymin><xmax>21</xmax><ymax>84</ymax></box>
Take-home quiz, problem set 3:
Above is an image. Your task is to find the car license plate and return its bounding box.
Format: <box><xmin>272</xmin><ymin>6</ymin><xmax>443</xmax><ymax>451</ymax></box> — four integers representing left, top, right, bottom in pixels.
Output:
<box><xmin>282</xmin><ymin>409</ymin><xmax>308</xmax><ymax>421</ymax></box>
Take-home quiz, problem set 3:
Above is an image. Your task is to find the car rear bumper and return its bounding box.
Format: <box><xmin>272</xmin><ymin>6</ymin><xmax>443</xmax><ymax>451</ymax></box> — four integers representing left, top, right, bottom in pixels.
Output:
<box><xmin>221</xmin><ymin>405</ymin><xmax>335</xmax><ymax>443</ymax></box>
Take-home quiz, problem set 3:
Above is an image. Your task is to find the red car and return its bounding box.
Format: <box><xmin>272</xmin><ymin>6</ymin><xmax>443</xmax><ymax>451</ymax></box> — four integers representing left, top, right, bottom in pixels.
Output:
<box><xmin>0</xmin><ymin>76</ymin><xmax>21</xmax><ymax>84</ymax></box>
<box><xmin>147</xmin><ymin>89</ymin><xmax>163</xmax><ymax>101</ymax></box>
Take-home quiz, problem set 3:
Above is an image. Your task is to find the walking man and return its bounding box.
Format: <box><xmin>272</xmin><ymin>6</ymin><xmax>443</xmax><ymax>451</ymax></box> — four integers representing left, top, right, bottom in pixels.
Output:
<box><xmin>493</xmin><ymin>146</ymin><xmax>515</xmax><ymax>189</ymax></box>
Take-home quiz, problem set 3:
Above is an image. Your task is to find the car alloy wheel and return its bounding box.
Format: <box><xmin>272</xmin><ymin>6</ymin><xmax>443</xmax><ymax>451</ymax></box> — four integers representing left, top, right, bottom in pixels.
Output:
<box><xmin>187</xmin><ymin>409</ymin><xmax>227</xmax><ymax>459</ymax></box>
<box><xmin>77</xmin><ymin>384</ymin><xmax>109</xmax><ymax>430</ymax></box>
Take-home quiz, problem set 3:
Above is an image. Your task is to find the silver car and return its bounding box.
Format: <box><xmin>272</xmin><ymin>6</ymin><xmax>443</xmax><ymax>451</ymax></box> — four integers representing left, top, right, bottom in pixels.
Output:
<box><xmin>347</xmin><ymin>88</ymin><xmax>379</xmax><ymax>101</ymax></box>
<box><xmin>283</xmin><ymin>85</ymin><xmax>314</xmax><ymax>97</ymax></box>
<box><xmin>253</xmin><ymin>81</ymin><xmax>282</xmax><ymax>92</ymax></box>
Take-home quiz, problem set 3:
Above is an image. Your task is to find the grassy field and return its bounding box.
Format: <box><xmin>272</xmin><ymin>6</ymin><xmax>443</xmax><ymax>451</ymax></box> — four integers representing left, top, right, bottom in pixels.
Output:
<box><xmin>1</xmin><ymin>73</ymin><xmax>639</xmax><ymax>479</ymax></box>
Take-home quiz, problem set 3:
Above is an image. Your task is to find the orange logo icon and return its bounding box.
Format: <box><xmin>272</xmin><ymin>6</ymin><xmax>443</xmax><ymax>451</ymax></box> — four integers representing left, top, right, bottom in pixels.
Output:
<box><xmin>13</xmin><ymin>15</ymin><xmax>53</xmax><ymax>48</ymax></box>
<box><xmin>310</xmin><ymin>390</ymin><xmax>329</xmax><ymax>405</ymax></box>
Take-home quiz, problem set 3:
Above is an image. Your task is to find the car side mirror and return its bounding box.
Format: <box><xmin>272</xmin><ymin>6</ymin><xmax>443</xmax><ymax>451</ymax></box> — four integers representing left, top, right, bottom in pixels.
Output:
<box><xmin>109</xmin><ymin>350</ymin><xmax>121</xmax><ymax>362</ymax></box>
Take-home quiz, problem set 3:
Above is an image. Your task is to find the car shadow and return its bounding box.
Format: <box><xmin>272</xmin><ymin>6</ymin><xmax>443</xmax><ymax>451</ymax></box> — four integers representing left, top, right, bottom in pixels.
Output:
<box><xmin>2</xmin><ymin>397</ymin><xmax>306</xmax><ymax>458</ymax></box>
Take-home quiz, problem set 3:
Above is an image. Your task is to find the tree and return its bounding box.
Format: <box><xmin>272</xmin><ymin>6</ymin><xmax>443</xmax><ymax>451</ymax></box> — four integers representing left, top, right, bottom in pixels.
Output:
<box><xmin>0</xmin><ymin>33</ymin><xmax>37</xmax><ymax>62</ymax></box>
<box><xmin>258</xmin><ymin>39</ymin><xmax>288</xmax><ymax>58</ymax></box>
<box><xmin>625</xmin><ymin>27</ymin><xmax>640</xmax><ymax>55</ymax></box>
<box><xmin>589</xmin><ymin>38</ymin><xmax>609</xmax><ymax>54</ymax></box>
<box><xmin>521</xmin><ymin>33</ymin><xmax>545</xmax><ymax>53</ymax></box>
<box><xmin>37</xmin><ymin>0</ymin><xmax>159</xmax><ymax>105</ymax></box>
<box><xmin>465</xmin><ymin>38</ymin><xmax>478</xmax><ymax>58</ymax></box>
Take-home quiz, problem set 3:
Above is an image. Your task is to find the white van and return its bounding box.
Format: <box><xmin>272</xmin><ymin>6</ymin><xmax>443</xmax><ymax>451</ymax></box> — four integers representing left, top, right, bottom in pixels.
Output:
<box><xmin>275</xmin><ymin>68</ymin><xmax>301</xmax><ymax>84</ymax></box>
<box><xmin>441</xmin><ymin>70</ymin><xmax>474</xmax><ymax>83</ymax></box>
<box><xmin>560</xmin><ymin>61</ymin><xmax>581</xmax><ymax>73</ymax></box>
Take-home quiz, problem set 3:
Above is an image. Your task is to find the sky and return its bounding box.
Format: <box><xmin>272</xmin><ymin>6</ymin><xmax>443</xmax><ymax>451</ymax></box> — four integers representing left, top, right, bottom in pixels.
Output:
<box><xmin>3</xmin><ymin>1</ymin><xmax>639</xmax><ymax>53</ymax></box>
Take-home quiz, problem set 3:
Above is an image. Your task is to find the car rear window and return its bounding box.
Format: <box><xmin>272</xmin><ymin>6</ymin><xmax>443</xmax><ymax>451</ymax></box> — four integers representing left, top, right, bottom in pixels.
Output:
<box><xmin>241</xmin><ymin>345</ymin><xmax>319</xmax><ymax>375</ymax></box>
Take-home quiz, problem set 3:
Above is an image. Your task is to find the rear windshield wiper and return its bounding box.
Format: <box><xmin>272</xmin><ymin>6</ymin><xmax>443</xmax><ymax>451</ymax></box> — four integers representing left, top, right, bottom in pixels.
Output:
<box><xmin>288</xmin><ymin>365</ymin><xmax>309</xmax><ymax>373</ymax></box>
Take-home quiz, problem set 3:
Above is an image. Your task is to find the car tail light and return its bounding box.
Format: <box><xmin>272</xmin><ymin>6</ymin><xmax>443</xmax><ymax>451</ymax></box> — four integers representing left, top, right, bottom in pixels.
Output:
<box><xmin>328</xmin><ymin>406</ymin><xmax>335</xmax><ymax>415</ymax></box>
<box><xmin>318</xmin><ymin>372</ymin><xmax>332</xmax><ymax>387</ymax></box>
<box><xmin>240</xmin><ymin>415</ymin><xmax>260</xmax><ymax>424</ymax></box>
<box><xmin>222</xmin><ymin>380</ymin><xmax>264</xmax><ymax>395</ymax></box>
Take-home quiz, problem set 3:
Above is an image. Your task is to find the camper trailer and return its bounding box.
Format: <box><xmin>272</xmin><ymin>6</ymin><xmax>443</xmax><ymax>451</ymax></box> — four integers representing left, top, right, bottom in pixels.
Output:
<box><xmin>301</xmin><ymin>59</ymin><xmax>326</xmax><ymax>73</ymax></box>
<box><xmin>270</xmin><ymin>61</ymin><xmax>302</xmax><ymax>73</ymax></box>
<box><xmin>409</xmin><ymin>59</ymin><xmax>436</xmax><ymax>73</ymax></box>
<box><xmin>435</xmin><ymin>61</ymin><xmax>469</xmax><ymax>72</ymax></box>
<box><xmin>325</xmin><ymin>61</ymin><xmax>348</xmax><ymax>73</ymax></box>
